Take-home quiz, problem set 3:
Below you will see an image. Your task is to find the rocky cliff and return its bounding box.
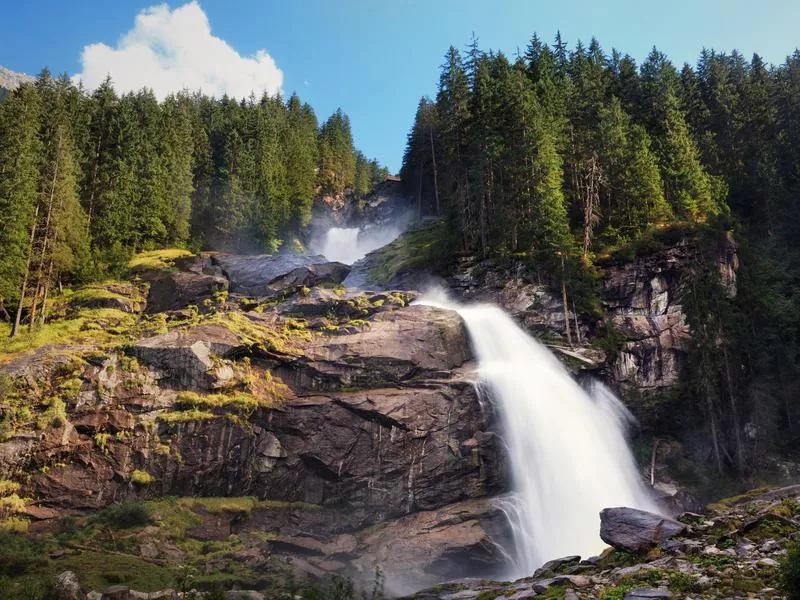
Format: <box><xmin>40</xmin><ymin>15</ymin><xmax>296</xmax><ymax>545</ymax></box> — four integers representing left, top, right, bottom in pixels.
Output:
<box><xmin>0</xmin><ymin>253</ymin><xmax>511</xmax><ymax>595</ymax></box>
<box><xmin>0</xmin><ymin>228</ymin><xmax>742</xmax><ymax>597</ymax></box>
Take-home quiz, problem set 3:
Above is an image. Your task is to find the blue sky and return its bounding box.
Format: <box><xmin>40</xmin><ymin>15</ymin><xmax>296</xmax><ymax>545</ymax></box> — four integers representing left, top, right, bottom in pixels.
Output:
<box><xmin>2</xmin><ymin>0</ymin><xmax>799</xmax><ymax>173</ymax></box>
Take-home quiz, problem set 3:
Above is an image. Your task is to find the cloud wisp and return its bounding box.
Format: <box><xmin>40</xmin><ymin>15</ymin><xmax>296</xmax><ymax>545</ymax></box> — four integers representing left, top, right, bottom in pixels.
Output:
<box><xmin>73</xmin><ymin>1</ymin><xmax>283</xmax><ymax>100</ymax></box>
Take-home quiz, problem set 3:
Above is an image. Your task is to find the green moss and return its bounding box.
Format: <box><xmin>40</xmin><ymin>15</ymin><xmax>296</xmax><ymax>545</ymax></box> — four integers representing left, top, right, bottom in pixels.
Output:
<box><xmin>367</xmin><ymin>219</ymin><xmax>453</xmax><ymax>283</ymax></box>
<box><xmin>0</xmin><ymin>481</ymin><xmax>21</xmax><ymax>496</ymax></box>
<box><xmin>157</xmin><ymin>409</ymin><xmax>216</xmax><ymax>424</ymax></box>
<box><xmin>130</xmin><ymin>470</ymin><xmax>154</xmax><ymax>486</ymax></box>
<box><xmin>0</xmin><ymin>308</ymin><xmax>138</xmax><ymax>357</ymax></box>
<box><xmin>178</xmin><ymin>497</ymin><xmax>320</xmax><ymax>515</ymax></box>
<box><xmin>37</xmin><ymin>398</ymin><xmax>67</xmax><ymax>429</ymax></box>
<box><xmin>0</xmin><ymin>516</ymin><xmax>30</xmax><ymax>533</ymax></box>
<box><xmin>93</xmin><ymin>433</ymin><xmax>111</xmax><ymax>452</ymax></box>
<box><xmin>347</xmin><ymin>319</ymin><xmax>371</xmax><ymax>328</ymax></box>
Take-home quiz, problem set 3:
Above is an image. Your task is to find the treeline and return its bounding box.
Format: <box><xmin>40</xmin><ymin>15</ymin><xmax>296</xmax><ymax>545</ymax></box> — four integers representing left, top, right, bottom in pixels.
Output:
<box><xmin>403</xmin><ymin>34</ymin><xmax>800</xmax><ymax>478</ymax></box>
<box><xmin>0</xmin><ymin>71</ymin><xmax>388</xmax><ymax>332</ymax></box>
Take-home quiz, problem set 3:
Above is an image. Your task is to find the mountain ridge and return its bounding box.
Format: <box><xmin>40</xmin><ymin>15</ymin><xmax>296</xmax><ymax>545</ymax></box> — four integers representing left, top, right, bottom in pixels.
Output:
<box><xmin>0</xmin><ymin>65</ymin><xmax>35</xmax><ymax>90</ymax></box>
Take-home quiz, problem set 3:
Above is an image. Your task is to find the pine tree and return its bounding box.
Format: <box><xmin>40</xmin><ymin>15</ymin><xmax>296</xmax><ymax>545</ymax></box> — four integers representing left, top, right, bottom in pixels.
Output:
<box><xmin>597</xmin><ymin>97</ymin><xmax>671</xmax><ymax>241</ymax></box>
<box><xmin>658</xmin><ymin>95</ymin><xmax>724</xmax><ymax>219</ymax></box>
<box><xmin>0</xmin><ymin>83</ymin><xmax>41</xmax><ymax>322</ymax></box>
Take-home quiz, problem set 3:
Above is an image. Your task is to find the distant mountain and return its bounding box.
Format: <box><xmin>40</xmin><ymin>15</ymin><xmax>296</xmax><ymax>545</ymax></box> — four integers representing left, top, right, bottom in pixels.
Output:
<box><xmin>0</xmin><ymin>65</ymin><xmax>34</xmax><ymax>91</ymax></box>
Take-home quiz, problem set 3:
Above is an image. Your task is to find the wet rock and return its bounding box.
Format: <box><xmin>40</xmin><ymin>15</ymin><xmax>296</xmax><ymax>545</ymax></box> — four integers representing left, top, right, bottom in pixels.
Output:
<box><xmin>224</xmin><ymin>592</ymin><xmax>266</xmax><ymax>600</ymax></box>
<box><xmin>267</xmin><ymin>262</ymin><xmax>351</xmax><ymax>292</ymax></box>
<box><xmin>600</xmin><ymin>507</ymin><xmax>686</xmax><ymax>553</ymax></box>
<box><xmin>533</xmin><ymin>555</ymin><xmax>581</xmax><ymax>577</ymax></box>
<box><xmin>624</xmin><ymin>589</ymin><xmax>673</xmax><ymax>599</ymax></box>
<box><xmin>215</xmin><ymin>253</ymin><xmax>327</xmax><ymax>296</ymax></box>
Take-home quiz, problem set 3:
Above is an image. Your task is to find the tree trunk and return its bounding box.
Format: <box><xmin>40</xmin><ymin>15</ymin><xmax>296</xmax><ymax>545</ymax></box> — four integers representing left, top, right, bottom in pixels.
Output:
<box><xmin>561</xmin><ymin>254</ymin><xmax>573</xmax><ymax>346</ymax></box>
<box><xmin>416</xmin><ymin>163</ymin><xmax>423</xmax><ymax>221</ymax></box>
<box><xmin>11</xmin><ymin>202</ymin><xmax>40</xmax><ymax>337</ymax></box>
<box><xmin>429</xmin><ymin>128</ymin><xmax>440</xmax><ymax>216</ymax></box>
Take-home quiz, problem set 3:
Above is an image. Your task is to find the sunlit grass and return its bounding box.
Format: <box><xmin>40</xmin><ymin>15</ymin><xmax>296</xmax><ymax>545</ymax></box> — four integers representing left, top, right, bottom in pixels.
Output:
<box><xmin>0</xmin><ymin>308</ymin><xmax>137</xmax><ymax>358</ymax></box>
<box><xmin>127</xmin><ymin>248</ymin><xmax>192</xmax><ymax>272</ymax></box>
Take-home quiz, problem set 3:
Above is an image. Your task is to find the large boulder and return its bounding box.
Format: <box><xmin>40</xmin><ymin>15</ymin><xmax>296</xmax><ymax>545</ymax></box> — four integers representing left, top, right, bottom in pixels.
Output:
<box><xmin>130</xmin><ymin>324</ymin><xmax>243</xmax><ymax>389</ymax></box>
<box><xmin>267</xmin><ymin>262</ymin><xmax>351</xmax><ymax>293</ymax></box>
<box><xmin>214</xmin><ymin>254</ymin><xmax>328</xmax><ymax>296</ymax></box>
<box><xmin>599</xmin><ymin>507</ymin><xmax>686</xmax><ymax>553</ymax></box>
<box><xmin>290</xmin><ymin>304</ymin><xmax>472</xmax><ymax>389</ymax></box>
<box><xmin>144</xmin><ymin>256</ymin><xmax>228</xmax><ymax>313</ymax></box>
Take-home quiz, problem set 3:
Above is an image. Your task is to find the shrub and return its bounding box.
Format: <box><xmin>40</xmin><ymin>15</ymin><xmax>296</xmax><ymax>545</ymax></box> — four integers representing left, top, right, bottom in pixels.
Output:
<box><xmin>782</xmin><ymin>539</ymin><xmax>800</xmax><ymax>599</ymax></box>
<box><xmin>130</xmin><ymin>470</ymin><xmax>154</xmax><ymax>486</ymax></box>
<box><xmin>91</xmin><ymin>501</ymin><xmax>152</xmax><ymax>529</ymax></box>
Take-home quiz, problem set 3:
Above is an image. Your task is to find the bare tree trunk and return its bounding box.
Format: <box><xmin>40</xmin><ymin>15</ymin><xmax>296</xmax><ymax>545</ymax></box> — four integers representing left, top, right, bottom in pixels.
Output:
<box><xmin>28</xmin><ymin>283</ymin><xmax>41</xmax><ymax>332</ymax></box>
<box><xmin>561</xmin><ymin>254</ymin><xmax>573</xmax><ymax>346</ymax></box>
<box><xmin>580</xmin><ymin>153</ymin><xmax>602</xmax><ymax>259</ymax></box>
<box><xmin>11</xmin><ymin>202</ymin><xmax>40</xmax><ymax>337</ymax></box>
<box><xmin>86</xmin><ymin>136</ymin><xmax>102</xmax><ymax>231</ymax></box>
<box><xmin>416</xmin><ymin>164</ymin><xmax>423</xmax><ymax>221</ymax></box>
<box><xmin>650</xmin><ymin>438</ymin><xmax>660</xmax><ymax>486</ymax></box>
<box><xmin>429</xmin><ymin>128</ymin><xmax>440</xmax><ymax>216</ymax></box>
<box><xmin>28</xmin><ymin>131</ymin><xmax>63</xmax><ymax>331</ymax></box>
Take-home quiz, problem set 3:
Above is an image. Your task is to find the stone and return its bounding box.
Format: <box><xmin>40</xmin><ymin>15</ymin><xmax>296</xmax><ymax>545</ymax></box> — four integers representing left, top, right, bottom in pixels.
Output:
<box><xmin>215</xmin><ymin>253</ymin><xmax>328</xmax><ymax>295</ymax></box>
<box><xmin>267</xmin><ymin>262</ymin><xmax>351</xmax><ymax>292</ymax></box>
<box><xmin>757</xmin><ymin>557</ymin><xmax>780</xmax><ymax>567</ymax></box>
<box><xmin>131</xmin><ymin>324</ymin><xmax>243</xmax><ymax>389</ymax></box>
<box><xmin>564</xmin><ymin>591</ymin><xmax>579</xmax><ymax>600</ymax></box>
<box><xmin>145</xmin><ymin>267</ymin><xmax>228</xmax><ymax>313</ymax></box>
<box><xmin>100</xmin><ymin>587</ymin><xmax>132</xmax><ymax>600</ymax></box>
<box><xmin>533</xmin><ymin>555</ymin><xmax>581</xmax><ymax>577</ymax></box>
<box><xmin>600</xmin><ymin>507</ymin><xmax>686</xmax><ymax>553</ymax></box>
<box><xmin>441</xmin><ymin>592</ymin><xmax>480</xmax><ymax>600</ymax></box>
<box><xmin>553</xmin><ymin>575</ymin><xmax>590</xmax><ymax>588</ymax></box>
<box><xmin>624</xmin><ymin>589</ymin><xmax>673</xmax><ymax>599</ymax></box>
<box><xmin>507</xmin><ymin>590</ymin><xmax>538</xmax><ymax>600</ymax></box>
<box><xmin>224</xmin><ymin>592</ymin><xmax>266</xmax><ymax>600</ymax></box>
<box><xmin>54</xmin><ymin>571</ymin><xmax>83</xmax><ymax>600</ymax></box>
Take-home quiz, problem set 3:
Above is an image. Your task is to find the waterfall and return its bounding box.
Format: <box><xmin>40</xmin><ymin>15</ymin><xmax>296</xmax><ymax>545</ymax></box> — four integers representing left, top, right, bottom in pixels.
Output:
<box><xmin>419</xmin><ymin>292</ymin><xmax>658</xmax><ymax>577</ymax></box>
<box><xmin>311</xmin><ymin>225</ymin><xmax>402</xmax><ymax>265</ymax></box>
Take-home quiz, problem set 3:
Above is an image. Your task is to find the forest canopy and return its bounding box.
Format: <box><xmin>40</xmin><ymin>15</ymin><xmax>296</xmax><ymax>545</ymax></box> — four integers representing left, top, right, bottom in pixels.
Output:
<box><xmin>402</xmin><ymin>33</ymin><xmax>800</xmax><ymax>475</ymax></box>
<box><xmin>0</xmin><ymin>72</ymin><xmax>388</xmax><ymax>331</ymax></box>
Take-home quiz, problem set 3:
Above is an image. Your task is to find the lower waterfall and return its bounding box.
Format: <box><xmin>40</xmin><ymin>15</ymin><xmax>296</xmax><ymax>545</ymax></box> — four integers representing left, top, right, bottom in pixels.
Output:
<box><xmin>420</xmin><ymin>293</ymin><xmax>659</xmax><ymax>578</ymax></box>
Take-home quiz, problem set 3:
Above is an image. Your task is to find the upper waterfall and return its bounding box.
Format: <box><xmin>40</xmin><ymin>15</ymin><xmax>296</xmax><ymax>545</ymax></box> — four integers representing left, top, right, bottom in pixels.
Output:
<box><xmin>310</xmin><ymin>224</ymin><xmax>403</xmax><ymax>265</ymax></box>
<box><xmin>419</xmin><ymin>292</ymin><xmax>659</xmax><ymax>577</ymax></box>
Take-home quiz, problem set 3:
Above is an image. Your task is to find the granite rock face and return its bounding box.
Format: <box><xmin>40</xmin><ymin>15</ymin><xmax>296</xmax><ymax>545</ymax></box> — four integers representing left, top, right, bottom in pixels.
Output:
<box><xmin>0</xmin><ymin>260</ymin><xmax>509</xmax><ymax>587</ymax></box>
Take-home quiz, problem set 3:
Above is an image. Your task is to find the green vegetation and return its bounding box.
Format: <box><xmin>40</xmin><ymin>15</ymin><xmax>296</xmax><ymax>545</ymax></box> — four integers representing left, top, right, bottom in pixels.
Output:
<box><xmin>0</xmin><ymin>72</ymin><xmax>389</xmax><ymax>337</ymax></box>
<box><xmin>782</xmin><ymin>539</ymin><xmax>800</xmax><ymax>599</ymax></box>
<box><xmin>177</xmin><ymin>497</ymin><xmax>320</xmax><ymax>515</ymax></box>
<box><xmin>130</xmin><ymin>470</ymin><xmax>154</xmax><ymax>486</ymax></box>
<box><xmin>0</xmin><ymin>497</ymin><xmax>347</xmax><ymax>599</ymax></box>
<box><xmin>367</xmin><ymin>220</ymin><xmax>454</xmax><ymax>283</ymax></box>
<box><xmin>127</xmin><ymin>248</ymin><xmax>192</xmax><ymax>272</ymax></box>
<box><xmin>157</xmin><ymin>409</ymin><xmax>216</xmax><ymax>425</ymax></box>
<box><xmin>90</xmin><ymin>502</ymin><xmax>153</xmax><ymax>529</ymax></box>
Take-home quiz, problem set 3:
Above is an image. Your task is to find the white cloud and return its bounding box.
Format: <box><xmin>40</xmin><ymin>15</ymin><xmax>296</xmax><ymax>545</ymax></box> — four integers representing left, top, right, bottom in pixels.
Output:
<box><xmin>73</xmin><ymin>1</ymin><xmax>283</xmax><ymax>100</ymax></box>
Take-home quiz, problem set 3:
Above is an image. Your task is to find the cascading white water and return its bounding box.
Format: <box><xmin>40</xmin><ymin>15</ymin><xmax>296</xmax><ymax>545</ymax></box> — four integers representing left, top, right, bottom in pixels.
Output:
<box><xmin>419</xmin><ymin>292</ymin><xmax>659</xmax><ymax>578</ymax></box>
<box><xmin>312</xmin><ymin>225</ymin><xmax>402</xmax><ymax>265</ymax></box>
